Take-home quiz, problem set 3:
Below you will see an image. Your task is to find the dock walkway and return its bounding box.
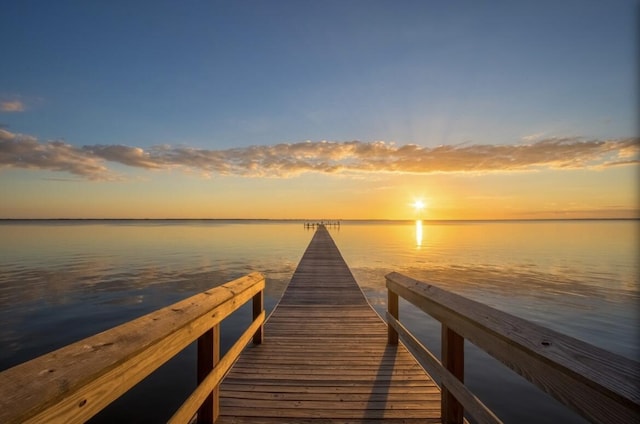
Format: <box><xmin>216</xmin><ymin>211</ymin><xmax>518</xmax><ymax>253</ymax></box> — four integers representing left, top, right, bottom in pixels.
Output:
<box><xmin>218</xmin><ymin>225</ymin><xmax>441</xmax><ymax>423</ymax></box>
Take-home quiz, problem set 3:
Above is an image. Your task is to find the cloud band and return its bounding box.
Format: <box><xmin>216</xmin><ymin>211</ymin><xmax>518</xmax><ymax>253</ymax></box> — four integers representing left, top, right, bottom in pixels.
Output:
<box><xmin>1</xmin><ymin>129</ymin><xmax>638</xmax><ymax>180</ymax></box>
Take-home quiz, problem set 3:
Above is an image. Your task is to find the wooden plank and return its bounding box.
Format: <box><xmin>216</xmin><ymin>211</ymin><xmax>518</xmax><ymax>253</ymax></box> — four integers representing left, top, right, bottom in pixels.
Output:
<box><xmin>252</xmin><ymin>290</ymin><xmax>264</xmax><ymax>344</ymax></box>
<box><xmin>228</xmin><ymin>363</ymin><xmax>421</xmax><ymax>371</ymax></box>
<box><xmin>219</xmin><ymin>407</ymin><xmax>441</xmax><ymax>419</ymax></box>
<box><xmin>221</xmin><ymin>398</ymin><xmax>440</xmax><ymax>410</ymax></box>
<box><xmin>218</xmin><ymin>226</ymin><xmax>441</xmax><ymax>423</ymax></box>
<box><xmin>387</xmin><ymin>271</ymin><xmax>640</xmax><ymax>424</ymax></box>
<box><xmin>196</xmin><ymin>324</ymin><xmax>220</xmax><ymax>424</ymax></box>
<box><xmin>388</xmin><ymin>289</ymin><xmax>399</xmax><ymax>344</ymax></box>
<box><xmin>222</xmin><ymin>378</ymin><xmax>437</xmax><ymax>387</ymax></box>
<box><xmin>220</xmin><ymin>390</ymin><xmax>440</xmax><ymax>401</ymax></box>
<box><xmin>442</xmin><ymin>324</ymin><xmax>464</xmax><ymax>424</ymax></box>
<box><xmin>220</xmin><ymin>383</ymin><xmax>440</xmax><ymax>394</ymax></box>
<box><xmin>217</xmin><ymin>419</ymin><xmax>439</xmax><ymax>424</ymax></box>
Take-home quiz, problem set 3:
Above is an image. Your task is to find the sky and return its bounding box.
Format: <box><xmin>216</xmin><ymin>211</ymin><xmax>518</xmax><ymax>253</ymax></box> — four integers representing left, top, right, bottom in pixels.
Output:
<box><xmin>0</xmin><ymin>0</ymin><xmax>638</xmax><ymax>220</ymax></box>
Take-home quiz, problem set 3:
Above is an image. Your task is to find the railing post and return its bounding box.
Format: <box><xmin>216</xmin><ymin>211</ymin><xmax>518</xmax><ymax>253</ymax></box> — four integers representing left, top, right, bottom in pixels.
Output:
<box><xmin>253</xmin><ymin>289</ymin><xmax>263</xmax><ymax>344</ymax></box>
<box><xmin>442</xmin><ymin>324</ymin><xmax>464</xmax><ymax>424</ymax></box>
<box><xmin>197</xmin><ymin>324</ymin><xmax>220</xmax><ymax>424</ymax></box>
<box><xmin>388</xmin><ymin>289</ymin><xmax>398</xmax><ymax>345</ymax></box>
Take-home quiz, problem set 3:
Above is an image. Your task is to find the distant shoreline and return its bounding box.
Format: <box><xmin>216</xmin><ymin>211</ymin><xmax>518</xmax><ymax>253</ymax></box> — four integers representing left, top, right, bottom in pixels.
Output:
<box><xmin>0</xmin><ymin>218</ymin><xmax>637</xmax><ymax>223</ymax></box>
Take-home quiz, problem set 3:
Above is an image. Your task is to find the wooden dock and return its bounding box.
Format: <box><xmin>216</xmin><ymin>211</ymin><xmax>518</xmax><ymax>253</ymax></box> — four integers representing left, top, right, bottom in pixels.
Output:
<box><xmin>217</xmin><ymin>225</ymin><xmax>441</xmax><ymax>423</ymax></box>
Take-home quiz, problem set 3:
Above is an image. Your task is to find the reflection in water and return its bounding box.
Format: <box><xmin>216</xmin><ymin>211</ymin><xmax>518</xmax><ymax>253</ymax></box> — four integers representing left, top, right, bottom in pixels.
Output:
<box><xmin>336</xmin><ymin>219</ymin><xmax>639</xmax><ymax>358</ymax></box>
<box><xmin>415</xmin><ymin>219</ymin><xmax>423</xmax><ymax>247</ymax></box>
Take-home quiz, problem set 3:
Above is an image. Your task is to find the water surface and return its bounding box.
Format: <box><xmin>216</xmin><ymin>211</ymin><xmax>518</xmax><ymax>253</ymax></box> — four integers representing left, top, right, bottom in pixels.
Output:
<box><xmin>0</xmin><ymin>219</ymin><xmax>637</xmax><ymax>423</ymax></box>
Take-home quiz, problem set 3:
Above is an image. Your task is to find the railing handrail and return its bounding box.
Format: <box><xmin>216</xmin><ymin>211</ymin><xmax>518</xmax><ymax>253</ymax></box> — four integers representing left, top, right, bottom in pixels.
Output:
<box><xmin>386</xmin><ymin>271</ymin><xmax>640</xmax><ymax>424</ymax></box>
<box><xmin>0</xmin><ymin>272</ymin><xmax>265</xmax><ymax>424</ymax></box>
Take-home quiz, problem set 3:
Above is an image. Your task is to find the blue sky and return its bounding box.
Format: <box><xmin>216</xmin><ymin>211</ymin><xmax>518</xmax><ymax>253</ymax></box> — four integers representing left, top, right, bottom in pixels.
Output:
<box><xmin>3</xmin><ymin>1</ymin><xmax>636</xmax><ymax>145</ymax></box>
<box><xmin>0</xmin><ymin>1</ymin><xmax>638</xmax><ymax>219</ymax></box>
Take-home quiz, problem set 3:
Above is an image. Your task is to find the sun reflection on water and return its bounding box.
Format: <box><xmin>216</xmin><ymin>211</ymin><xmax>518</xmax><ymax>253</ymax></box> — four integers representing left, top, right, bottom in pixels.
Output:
<box><xmin>415</xmin><ymin>219</ymin><xmax>423</xmax><ymax>248</ymax></box>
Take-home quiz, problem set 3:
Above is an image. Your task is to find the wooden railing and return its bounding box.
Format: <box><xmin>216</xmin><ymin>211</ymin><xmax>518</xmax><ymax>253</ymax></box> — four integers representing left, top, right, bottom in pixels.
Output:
<box><xmin>0</xmin><ymin>272</ymin><xmax>265</xmax><ymax>424</ymax></box>
<box><xmin>386</xmin><ymin>271</ymin><xmax>640</xmax><ymax>424</ymax></box>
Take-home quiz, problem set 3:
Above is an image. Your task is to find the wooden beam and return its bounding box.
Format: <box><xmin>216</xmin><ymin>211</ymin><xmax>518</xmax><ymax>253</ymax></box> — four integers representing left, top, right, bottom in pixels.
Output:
<box><xmin>442</xmin><ymin>325</ymin><xmax>464</xmax><ymax>424</ymax></box>
<box><xmin>197</xmin><ymin>325</ymin><xmax>220</xmax><ymax>424</ymax></box>
<box><xmin>388</xmin><ymin>289</ymin><xmax>399</xmax><ymax>345</ymax></box>
<box><xmin>253</xmin><ymin>289</ymin><xmax>264</xmax><ymax>344</ymax></box>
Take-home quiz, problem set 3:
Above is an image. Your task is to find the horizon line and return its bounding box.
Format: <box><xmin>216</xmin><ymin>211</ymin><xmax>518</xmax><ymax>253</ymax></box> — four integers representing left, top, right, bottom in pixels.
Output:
<box><xmin>0</xmin><ymin>217</ymin><xmax>637</xmax><ymax>222</ymax></box>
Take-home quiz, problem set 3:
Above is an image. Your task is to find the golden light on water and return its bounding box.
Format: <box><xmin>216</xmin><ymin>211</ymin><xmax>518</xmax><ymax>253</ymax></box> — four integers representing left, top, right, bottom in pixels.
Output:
<box><xmin>415</xmin><ymin>219</ymin><xmax>423</xmax><ymax>247</ymax></box>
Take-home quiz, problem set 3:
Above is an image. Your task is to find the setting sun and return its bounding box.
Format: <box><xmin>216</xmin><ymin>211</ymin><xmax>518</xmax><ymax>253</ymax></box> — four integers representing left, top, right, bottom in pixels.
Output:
<box><xmin>413</xmin><ymin>200</ymin><xmax>426</xmax><ymax>212</ymax></box>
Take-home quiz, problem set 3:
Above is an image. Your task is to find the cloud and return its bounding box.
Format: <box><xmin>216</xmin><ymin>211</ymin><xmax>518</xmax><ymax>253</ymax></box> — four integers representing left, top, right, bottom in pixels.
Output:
<box><xmin>0</xmin><ymin>100</ymin><xmax>25</xmax><ymax>112</ymax></box>
<box><xmin>0</xmin><ymin>128</ymin><xmax>638</xmax><ymax>181</ymax></box>
<box><xmin>82</xmin><ymin>145</ymin><xmax>164</xmax><ymax>169</ymax></box>
<box><xmin>0</xmin><ymin>130</ymin><xmax>113</xmax><ymax>180</ymax></box>
<box><xmin>521</xmin><ymin>132</ymin><xmax>546</xmax><ymax>142</ymax></box>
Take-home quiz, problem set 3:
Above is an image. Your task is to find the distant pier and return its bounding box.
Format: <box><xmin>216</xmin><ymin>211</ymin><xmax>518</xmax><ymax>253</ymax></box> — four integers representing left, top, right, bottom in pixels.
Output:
<box><xmin>303</xmin><ymin>220</ymin><xmax>340</xmax><ymax>229</ymax></box>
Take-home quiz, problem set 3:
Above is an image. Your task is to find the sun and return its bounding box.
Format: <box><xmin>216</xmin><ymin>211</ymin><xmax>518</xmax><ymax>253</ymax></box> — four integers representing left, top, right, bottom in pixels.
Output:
<box><xmin>412</xmin><ymin>200</ymin><xmax>425</xmax><ymax>212</ymax></box>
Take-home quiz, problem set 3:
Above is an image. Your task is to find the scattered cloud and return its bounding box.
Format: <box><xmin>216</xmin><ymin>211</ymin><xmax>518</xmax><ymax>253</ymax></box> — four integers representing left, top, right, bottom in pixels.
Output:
<box><xmin>0</xmin><ymin>130</ymin><xmax>114</xmax><ymax>180</ymax></box>
<box><xmin>0</xmin><ymin>128</ymin><xmax>638</xmax><ymax>181</ymax></box>
<box><xmin>521</xmin><ymin>132</ymin><xmax>546</xmax><ymax>142</ymax></box>
<box><xmin>0</xmin><ymin>100</ymin><xmax>26</xmax><ymax>112</ymax></box>
<box><xmin>83</xmin><ymin>145</ymin><xmax>164</xmax><ymax>169</ymax></box>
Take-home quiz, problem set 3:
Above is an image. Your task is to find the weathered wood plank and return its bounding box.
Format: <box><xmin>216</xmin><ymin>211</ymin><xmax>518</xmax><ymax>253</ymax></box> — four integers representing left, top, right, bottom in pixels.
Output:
<box><xmin>222</xmin><ymin>378</ymin><xmax>438</xmax><ymax>387</ymax></box>
<box><xmin>219</xmin><ymin>407</ymin><xmax>441</xmax><ymax>419</ymax></box>
<box><xmin>221</xmin><ymin>398</ymin><xmax>441</xmax><ymax>410</ymax></box>
<box><xmin>230</xmin><ymin>362</ymin><xmax>421</xmax><ymax>369</ymax></box>
<box><xmin>223</xmin><ymin>374</ymin><xmax>433</xmax><ymax>383</ymax></box>
<box><xmin>220</xmin><ymin>390</ymin><xmax>440</xmax><ymax>401</ymax></box>
<box><xmin>218</xmin><ymin>419</ymin><xmax>440</xmax><ymax>424</ymax></box>
<box><xmin>220</xmin><ymin>383</ymin><xmax>440</xmax><ymax>394</ymax></box>
<box><xmin>218</xmin><ymin>226</ymin><xmax>441</xmax><ymax>423</ymax></box>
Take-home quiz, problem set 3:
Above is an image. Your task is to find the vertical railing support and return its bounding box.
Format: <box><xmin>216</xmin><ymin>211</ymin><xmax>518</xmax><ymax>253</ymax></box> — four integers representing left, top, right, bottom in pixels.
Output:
<box><xmin>442</xmin><ymin>324</ymin><xmax>464</xmax><ymax>424</ymax></box>
<box><xmin>253</xmin><ymin>289</ymin><xmax>263</xmax><ymax>344</ymax></box>
<box><xmin>197</xmin><ymin>324</ymin><xmax>220</xmax><ymax>424</ymax></box>
<box><xmin>388</xmin><ymin>289</ymin><xmax>399</xmax><ymax>345</ymax></box>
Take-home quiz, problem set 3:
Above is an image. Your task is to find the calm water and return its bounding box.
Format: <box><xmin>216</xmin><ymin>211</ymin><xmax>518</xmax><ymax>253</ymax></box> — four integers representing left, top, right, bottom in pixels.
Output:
<box><xmin>0</xmin><ymin>219</ymin><xmax>638</xmax><ymax>423</ymax></box>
